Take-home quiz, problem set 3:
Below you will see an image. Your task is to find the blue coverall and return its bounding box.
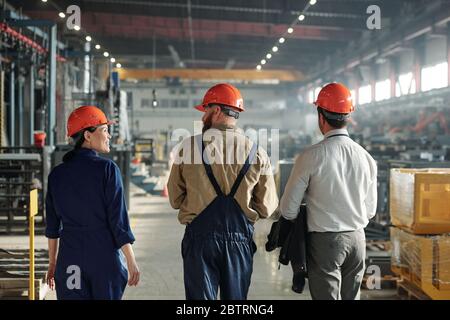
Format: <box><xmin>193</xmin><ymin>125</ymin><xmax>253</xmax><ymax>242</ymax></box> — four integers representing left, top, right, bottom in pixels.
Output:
<box><xmin>182</xmin><ymin>140</ymin><xmax>258</xmax><ymax>300</ymax></box>
<box><xmin>45</xmin><ymin>148</ymin><xmax>135</xmax><ymax>300</ymax></box>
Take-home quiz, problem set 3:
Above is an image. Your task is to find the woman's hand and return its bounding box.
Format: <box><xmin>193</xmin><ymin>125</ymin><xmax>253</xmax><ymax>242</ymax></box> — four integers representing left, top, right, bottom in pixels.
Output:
<box><xmin>46</xmin><ymin>262</ymin><xmax>56</xmax><ymax>290</ymax></box>
<box><xmin>47</xmin><ymin>239</ymin><xmax>59</xmax><ymax>290</ymax></box>
<box><xmin>126</xmin><ymin>259</ymin><xmax>140</xmax><ymax>286</ymax></box>
<box><xmin>121</xmin><ymin>243</ymin><xmax>140</xmax><ymax>286</ymax></box>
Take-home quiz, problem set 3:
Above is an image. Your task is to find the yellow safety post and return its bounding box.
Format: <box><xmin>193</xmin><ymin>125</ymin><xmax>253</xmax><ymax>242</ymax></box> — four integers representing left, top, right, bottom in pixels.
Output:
<box><xmin>29</xmin><ymin>189</ymin><xmax>38</xmax><ymax>300</ymax></box>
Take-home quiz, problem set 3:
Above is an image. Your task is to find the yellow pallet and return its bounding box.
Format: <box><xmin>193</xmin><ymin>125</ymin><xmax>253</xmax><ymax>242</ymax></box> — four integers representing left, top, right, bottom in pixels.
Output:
<box><xmin>396</xmin><ymin>277</ymin><xmax>431</xmax><ymax>300</ymax></box>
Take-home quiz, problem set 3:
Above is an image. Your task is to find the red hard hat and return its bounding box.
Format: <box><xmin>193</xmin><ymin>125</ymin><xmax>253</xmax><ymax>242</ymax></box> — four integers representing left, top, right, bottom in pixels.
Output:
<box><xmin>314</xmin><ymin>82</ymin><xmax>354</xmax><ymax>114</ymax></box>
<box><xmin>67</xmin><ymin>106</ymin><xmax>115</xmax><ymax>137</ymax></box>
<box><xmin>194</xmin><ymin>83</ymin><xmax>244</xmax><ymax>112</ymax></box>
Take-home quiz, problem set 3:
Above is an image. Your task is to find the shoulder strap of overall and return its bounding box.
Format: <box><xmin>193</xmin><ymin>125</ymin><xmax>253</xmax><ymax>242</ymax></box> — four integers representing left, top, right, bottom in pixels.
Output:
<box><xmin>229</xmin><ymin>142</ymin><xmax>258</xmax><ymax>197</ymax></box>
<box><xmin>197</xmin><ymin>135</ymin><xmax>223</xmax><ymax>196</ymax></box>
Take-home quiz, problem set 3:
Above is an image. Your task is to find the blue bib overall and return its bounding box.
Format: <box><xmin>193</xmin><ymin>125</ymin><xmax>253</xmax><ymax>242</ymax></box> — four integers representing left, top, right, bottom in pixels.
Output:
<box><xmin>182</xmin><ymin>140</ymin><xmax>257</xmax><ymax>300</ymax></box>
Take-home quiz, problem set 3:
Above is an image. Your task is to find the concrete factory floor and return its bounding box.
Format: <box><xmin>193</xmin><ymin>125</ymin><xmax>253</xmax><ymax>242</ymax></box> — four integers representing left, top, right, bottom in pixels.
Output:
<box><xmin>123</xmin><ymin>184</ymin><xmax>307</xmax><ymax>300</ymax></box>
<box><xmin>0</xmin><ymin>182</ymin><xmax>398</xmax><ymax>300</ymax></box>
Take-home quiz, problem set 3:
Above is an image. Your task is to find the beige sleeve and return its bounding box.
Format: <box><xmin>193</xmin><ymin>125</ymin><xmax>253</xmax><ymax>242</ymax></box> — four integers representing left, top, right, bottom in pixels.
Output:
<box><xmin>167</xmin><ymin>163</ymin><xmax>186</xmax><ymax>210</ymax></box>
<box><xmin>250</xmin><ymin>150</ymin><xmax>279</xmax><ymax>219</ymax></box>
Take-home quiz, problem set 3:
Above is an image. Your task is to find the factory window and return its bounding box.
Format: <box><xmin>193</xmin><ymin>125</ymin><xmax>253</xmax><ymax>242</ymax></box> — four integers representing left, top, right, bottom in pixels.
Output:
<box><xmin>141</xmin><ymin>98</ymin><xmax>151</xmax><ymax>108</ymax></box>
<box><xmin>178</xmin><ymin>99</ymin><xmax>189</xmax><ymax>108</ymax></box>
<box><xmin>307</xmin><ymin>90</ymin><xmax>314</xmax><ymax>103</ymax></box>
<box><xmin>160</xmin><ymin>99</ymin><xmax>170</xmax><ymax>108</ymax></box>
<box><xmin>395</xmin><ymin>72</ymin><xmax>416</xmax><ymax>97</ymax></box>
<box><xmin>421</xmin><ymin>62</ymin><xmax>448</xmax><ymax>92</ymax></box>
<box><xmin>375</xmin><ymin>79</ymin><xmax>391</xmax><ymax>101</ymax></box>
<box><xmin>358</xmin><ymin>85</ymin><xmax>372</xmax><ymax>105</ymax></box>
<box><xmin>350</xmin><ymin>89</ymin><xmax>356</xmax><ymax>105</ymax></box>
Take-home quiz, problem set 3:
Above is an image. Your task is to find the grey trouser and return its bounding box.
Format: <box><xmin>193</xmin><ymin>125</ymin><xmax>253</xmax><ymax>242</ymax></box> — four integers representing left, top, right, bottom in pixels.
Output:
<box><xmin>306</xmin><ymin>229</ymin><xmax>366</xmax><ymax>300</ymax></box>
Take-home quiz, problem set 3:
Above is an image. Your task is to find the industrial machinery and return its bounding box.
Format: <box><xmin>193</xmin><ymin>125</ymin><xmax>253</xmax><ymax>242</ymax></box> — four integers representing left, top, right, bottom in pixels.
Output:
<box><xmin>133</xmin><ymin>138</ymin><xmax>155</xmax><ymax>166</ymax></box>
<box><xmin>0</xmin><ymin>147</ymin><xmax>51</xmax><ymax>234</ymax></box>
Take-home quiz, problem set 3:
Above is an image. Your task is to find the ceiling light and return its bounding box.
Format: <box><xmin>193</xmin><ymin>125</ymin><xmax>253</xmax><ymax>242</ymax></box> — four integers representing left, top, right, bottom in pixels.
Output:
<box><xmin>41</xmin><ymin>0</ymin><xmax>48</xmax><ymax>2</ymax></box>
<box><xmin>116</xmin><ymin>63</ymin><xmax>122</xmax><ymax>68</ymax></box>
<box><xmin>256</xmin><ymin>65</ymin><xmax>262</xmax><ymax>71</ymax></box>
<box><xmin>266</xmin><ymin>53</ymin><xmax>272</xmax><ymax>59</ymax></box>
<box><xmin>59</xmin><ymin>12</ymin><xmax>66</xmax><ymax>18</ymax></box>
<box><xmin>85</xmin><ymin>36</ymin><xmax>92</xmax><ymax>42</ymax></box>
<box><xmin>279</xmin><ymin>37</ymin><xmax>285</xmax><ymax>44</ymax></box>
<box><xmin>110</xmin><ymin>57</ymin><xmax>116</xmax><ymax>63</ymax></box>
<box><xmin>103</xmin><ymin>52</ymin><xmax>109</xmax><ymax>57</ymax></box>
<box><xmin>310</xmin><ymin>0</ymin><xmax>317</xmax><ymax>5</ymax></box>
<box><xmin>261</xmin><ymin>59</ymin><xmax>266</xmax><ymax>65</ymax></box>
<box><xmin>298</xmin><ymin>15</ymin><xmax>305</xmax><ymax>21</ymax></box>
<box><xmin>272</xmin><ymin>46</ymin><xmax>278</xmax><ymax>52</ymax></box>
<box><xmin>95</xmin><ymin>44</ymin><xmax>101</xmax><ymax>50</ymax></box>
<box><xmin>73</xmin><ymin>25</ymin><xmax>80</xmax><ymax>31</ymax></box>
<box><xmin>287</xmin><ymin>27</ymin><xmax>294</xmax><ymax>34</ymax></box>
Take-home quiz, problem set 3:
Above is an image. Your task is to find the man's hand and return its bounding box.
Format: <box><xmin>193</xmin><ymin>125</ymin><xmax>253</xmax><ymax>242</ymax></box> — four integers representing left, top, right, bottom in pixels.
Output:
<box><xmin>46</xmin><ymin>262</ymin><xmax>56</xmax><ymax>290</ymax></box>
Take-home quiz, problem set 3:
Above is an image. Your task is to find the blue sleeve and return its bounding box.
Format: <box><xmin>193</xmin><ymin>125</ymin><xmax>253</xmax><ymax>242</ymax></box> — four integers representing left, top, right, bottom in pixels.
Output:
<box><xmin>45</xmin><ymin>176</ymin><xmax>62</xmax><ymax>239</ymax></box>
<box><xmin>105</xmin><ymin>161</ymin><xmax>135</xmax><ymax>248</ymax></box>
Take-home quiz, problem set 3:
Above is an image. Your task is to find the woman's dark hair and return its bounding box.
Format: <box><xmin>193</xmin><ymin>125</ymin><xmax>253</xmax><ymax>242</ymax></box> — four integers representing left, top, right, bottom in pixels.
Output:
<box><xmin>62</xmin><ymin>126</ymin><xmax>97</xmax><ymax>162</ymax></box>
<box><xmin>317</xmin><ymin>107</ymin><xmax>349</xmax><ymax>129</ymax></box>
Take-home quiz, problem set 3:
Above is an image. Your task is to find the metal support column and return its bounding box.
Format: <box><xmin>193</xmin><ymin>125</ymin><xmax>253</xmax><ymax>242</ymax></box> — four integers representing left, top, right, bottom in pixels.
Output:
<box><xmin>447</xmin><ymin>22</ymin><xmax>450</xmax><ymax>86</ymax></box>
<box><xmin>47</xmin><ymin>24</ymin><xmax>57</xmax><ymax>147</ymax></box>
<box><xmin>8</xmin><ymin>62</ymin><xmax>15</xmax><ymax>146</ymax></box>
<box><xmin>370</xmin><ymin>64</ymin><xmax>376</xmax><ymax>102</ymax></box>
<box><xmin>414</xmin><ymin>36</ymin><xmax>426</xmax><ymax>93</ymax></box>
<box><xmin>29</xmin><ymin>62</ymin><xmax>35</xmax><ymax>145</ymax></box>
<box><xmin>0</xmin><ymin>56</ymin><xmax>4</xmax><ymax>147</ymax></box>
<box><xmin>107</xmin><ymin>59</ymin><xmax>114</xmax><ymax>124</ymax></box>
<box><xmin>18</xmin><ymin>66</ymin><xmax>23</xmax><ymax>146</ymax></box>
<box><xmin>390</xmin><ymin>57</ymin><xmax>399</xmax><ymax>98</ymax></box>
<box><xmin>84</xmin><ymin>41</ymin><xmax>91</xmax><ymax>94</ymax></box>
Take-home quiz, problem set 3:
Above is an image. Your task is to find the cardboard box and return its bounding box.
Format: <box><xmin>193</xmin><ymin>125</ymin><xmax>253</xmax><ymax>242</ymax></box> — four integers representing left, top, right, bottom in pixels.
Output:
<box><xmin>391</xmin><ymin>227</ymin><xmax>450</xmax><ymax>299</ymax></box>
<box><xmin>390</xmin><ymin>168</ymin><xmax>450</xmax><ymax>234</ymax></box>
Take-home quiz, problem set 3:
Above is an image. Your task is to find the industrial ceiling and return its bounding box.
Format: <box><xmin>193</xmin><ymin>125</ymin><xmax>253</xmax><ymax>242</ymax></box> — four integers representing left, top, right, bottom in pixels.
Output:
<box><xmin>10</xmin><ymin>0</ymin><xmax>429</xmax><ymax>76</ymax></box>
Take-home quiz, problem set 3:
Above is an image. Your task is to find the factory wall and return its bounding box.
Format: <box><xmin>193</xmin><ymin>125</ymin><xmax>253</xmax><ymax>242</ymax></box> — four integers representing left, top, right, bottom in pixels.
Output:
<box><xmin>128</xmin><ymin>108</ymin><xmax>307</xmax><ymax>134</ymax></box>
<box><xmin>122</xmin><ymin>83</ymin><xmax>307</xmax><ymax>135</ymax></box>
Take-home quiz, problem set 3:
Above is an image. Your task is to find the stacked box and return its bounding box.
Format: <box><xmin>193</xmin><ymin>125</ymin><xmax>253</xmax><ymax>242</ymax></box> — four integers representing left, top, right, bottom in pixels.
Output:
<box><xmin>390</xmin><ymin>227</ymin><xmax>450</xmax><ymax>299</ymax></box>
<box><xmin>390</xmin><ymin>168</ymin><xmax>450</xmax><ymax>299</ymax></box>
<box><xmin>390</xmin><ymin>168</ymin><xmax>450</xmax><ymax>234</ymax></box>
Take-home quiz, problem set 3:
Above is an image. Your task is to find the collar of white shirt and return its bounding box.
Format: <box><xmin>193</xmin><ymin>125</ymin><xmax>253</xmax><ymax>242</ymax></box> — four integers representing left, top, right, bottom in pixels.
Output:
<box><xmin>323</xmin><ymin>128</ymin><xmax>349</xmax><ymax>140</ymax></box>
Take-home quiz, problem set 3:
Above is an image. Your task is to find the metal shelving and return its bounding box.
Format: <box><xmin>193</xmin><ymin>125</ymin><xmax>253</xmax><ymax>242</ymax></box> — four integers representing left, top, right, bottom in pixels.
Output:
<box><xmin>0</xmin><ymin>147</ymin><xmax>51</xmax><ymax>234</ymax></box>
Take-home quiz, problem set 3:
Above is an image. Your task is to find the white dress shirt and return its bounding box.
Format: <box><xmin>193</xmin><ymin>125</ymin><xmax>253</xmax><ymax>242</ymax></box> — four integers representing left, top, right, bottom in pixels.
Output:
<box><xmin>280</xmin><ymin>128</ymin><xmax>377</xmax><ymax>232</ymax></box>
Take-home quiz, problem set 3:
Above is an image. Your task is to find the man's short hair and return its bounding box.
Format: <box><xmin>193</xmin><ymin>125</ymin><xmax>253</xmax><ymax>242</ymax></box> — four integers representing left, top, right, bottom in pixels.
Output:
<box><xmin>317</xmin><ymin>107</ymin><xmax>349</xmax><ymax>129</ymax></box>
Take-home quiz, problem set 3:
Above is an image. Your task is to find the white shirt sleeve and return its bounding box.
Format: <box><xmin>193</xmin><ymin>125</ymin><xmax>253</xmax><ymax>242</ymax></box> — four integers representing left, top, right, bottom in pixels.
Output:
<box><xmin>365</xmin><ymin>160</ymin><xmax>378</xmax><ymax>220</ymax></box>
<box><xmin>280</xmin><ymin>148</ymin><xmax>315</xmax><ymax>220</ymax></box>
